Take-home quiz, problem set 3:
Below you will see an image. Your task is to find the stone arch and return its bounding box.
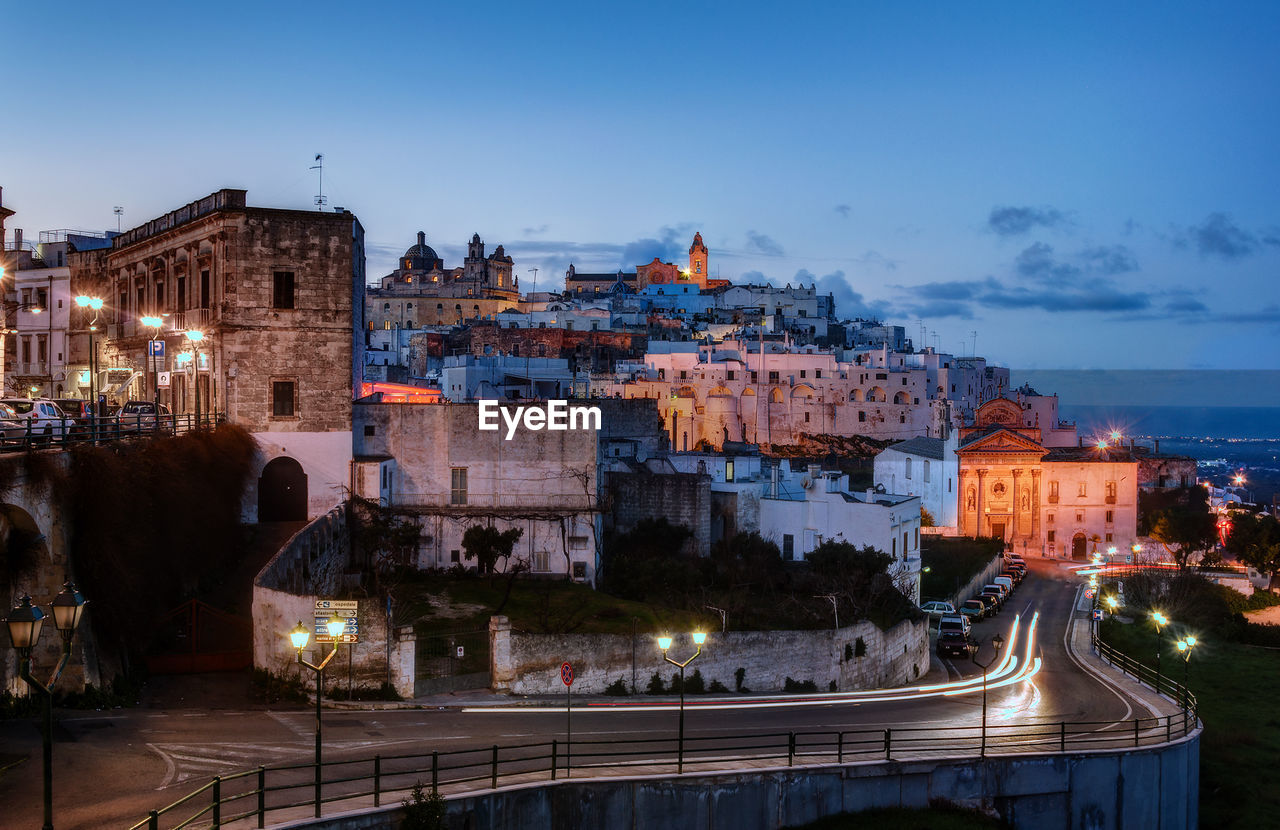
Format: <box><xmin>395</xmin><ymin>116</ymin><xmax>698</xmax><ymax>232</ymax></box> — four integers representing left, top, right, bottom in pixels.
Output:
<box><xmin>849</xmin><ymin>389</ymin><xmax>864</xmax><ymax>402</ymax></box>
<box><xmin>1071</xmin><ymin>532</ymin><xmax>1087</xmax><ymax>560</ymax></box>
<box><xmin>791</xmin><ymin>384</ymin><xmax>815</xmax><ymax>399</ymax></box>
<box><xmin>258</xmin><ymin>457</ymin><xmax>308</xmax><ymax>522</ymax></box>
<box><xmin>741</xmin><ymin>387</ymin><xmax>756</xmax><ymax>397</ymax></box>
<box><xmin>867</xmin><ymin>386</ymin><xmax>887</xmax><ymax>403</ymax></box>
<box><xmin>676</xmin><ymin>385</ymin><xmax>697</xmax><ymax>401</ymax></box>
<box><xmin>707</xmin><ymin>385</ymin><xmax>733</xmax><ymax>397</ymax></box>
<box><xmin>769</xmin><ymin>387</ymin><xmax>785</xmax><ymax>403</ymax></box>
<box><xmin>894</xmin><ymin>390</ymin><xmax>910</xmax><ymax>404</ymax></box>
<box><xmin>0</xmin><ymin>503</ymin><xmax>50</xmax><ymax>596</ymax></box>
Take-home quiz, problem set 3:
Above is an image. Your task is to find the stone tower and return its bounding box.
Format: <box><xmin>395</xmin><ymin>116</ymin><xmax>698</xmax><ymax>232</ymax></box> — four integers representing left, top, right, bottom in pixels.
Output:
<box><xmin>688</xmin><ymin>232</ymin><xmax>708</xmax><ymax>285</ymax></box>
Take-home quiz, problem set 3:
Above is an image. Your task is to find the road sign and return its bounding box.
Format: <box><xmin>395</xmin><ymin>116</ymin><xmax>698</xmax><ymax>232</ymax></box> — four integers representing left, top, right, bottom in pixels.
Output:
<box><xmin>315</xmin><ymin>600</ymin><xmax>359</xmax><ymax>643</ymax></box>
<box><xmin>1093</xmin><ymin>609</ymin><xmax>1104</xmax><ymax>621</ymax></box>
<box><xmin>157</xmin><ymin>371</ymin><xmax>171</xmax><ymax>389</ymax></box>
<box><xmin>149</xmin><ymin>340</ymin><xmax>165</xmax><ymax>357</ymax></box>
<box><xmin>456</xmin><ymin>646</ymin><xmax>465</xmax><ymax>658</ymax></box>
<box><xmin>561</xmin><ymin>662</ymin><xmax>574</xmax><ymax>687</ymax></box>
<box><xmin>1084</xmin><ymin>588</ymin><xmax>1095</xmax><ymax>599</ymax></box>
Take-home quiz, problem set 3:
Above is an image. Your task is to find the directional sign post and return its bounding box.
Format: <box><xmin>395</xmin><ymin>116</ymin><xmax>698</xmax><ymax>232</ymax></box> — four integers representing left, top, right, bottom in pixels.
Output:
<box><xmin>314</xmin><ymin>600</ymin><xmax>359</xmax><ymax>644</ymax></box>
<box><xmin>561</xmin><ymin>661</ymin><xmax>574</xmax><ymax>777</ymax></box>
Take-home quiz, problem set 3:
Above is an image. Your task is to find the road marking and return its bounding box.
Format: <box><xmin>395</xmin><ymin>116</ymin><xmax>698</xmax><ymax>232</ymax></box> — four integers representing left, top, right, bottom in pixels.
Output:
<box><xmin>1061</xmin><ymin>583</ymin><xmax>1141</xmax><ymax>725</ymax></box>
<box><xmin>266</xmin><ymin>711</ymin><xmax>314</xmax><ymax>739</ymax></box>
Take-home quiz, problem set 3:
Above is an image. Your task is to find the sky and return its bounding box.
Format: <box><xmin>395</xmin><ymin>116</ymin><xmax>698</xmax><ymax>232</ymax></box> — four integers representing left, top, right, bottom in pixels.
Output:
<box><xmin>3</xmin><ymin>1</ymin><xmax>1278</xmax><ymax>371</ymax></box>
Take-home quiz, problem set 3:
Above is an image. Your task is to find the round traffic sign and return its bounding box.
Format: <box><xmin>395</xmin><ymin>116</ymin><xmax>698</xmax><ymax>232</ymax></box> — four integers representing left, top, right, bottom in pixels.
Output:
<box><xmin>560</xmin><ymin>662</ymin><xmax>574</xmax><ymax>687</ymax></box>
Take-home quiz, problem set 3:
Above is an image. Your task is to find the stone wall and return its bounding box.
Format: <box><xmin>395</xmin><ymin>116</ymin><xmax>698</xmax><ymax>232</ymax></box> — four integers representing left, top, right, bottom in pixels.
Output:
<box><xmin>608</xmin><ymin>470</ymin><xmax>712</xmax><ymax>557</ymax></box>
<box><xmin>272</xmin><ymin>730</ymin><xmax>1200</xmax><ymax>830</ymax></box>
<box><xmin>252</xmin><ymin>504</ymin><xmax>416</xmax><ymax>698</ymax></box>
<box><xmin>949</xmin><ymin>553</ymin><xmax>1006</xmax><ymax>609</ymax></box>
<box><xmin>489</xmin><ymin>614</ymin><xmax>929</xmax><ymax>695</ymax></box>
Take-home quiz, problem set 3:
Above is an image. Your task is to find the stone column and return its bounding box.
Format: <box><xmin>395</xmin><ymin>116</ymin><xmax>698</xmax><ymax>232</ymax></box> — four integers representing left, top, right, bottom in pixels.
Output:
<box><xmin>958</xmin><ymin>467</ymin><xmax>971</xmax><ymax>536</ymax></box>
<box><xmin>1012</xmin><ymin>468</ymin><xmax>1024</xmax><ymax>543</ymax></box>
<box><xmin>1030</xmin><ymin>469</ymin><xmax>1042</xmax><ymax>556</ymax></box>
<box><xmin>489</xmin><ymin>615</ymin><xmax>514</xmax><ymax>693</ymax></box>
<box><xmin>976</xmin><ymin>468</ymin><xmax>987</xmax><ymax>537</ymax></box>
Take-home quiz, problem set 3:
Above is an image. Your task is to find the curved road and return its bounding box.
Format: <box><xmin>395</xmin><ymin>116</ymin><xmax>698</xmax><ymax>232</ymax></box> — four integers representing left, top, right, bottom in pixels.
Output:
<box><xmin>0</xmin><ymin>559</ymin><xmax>1168</xmax><ymax>829</ymax></box>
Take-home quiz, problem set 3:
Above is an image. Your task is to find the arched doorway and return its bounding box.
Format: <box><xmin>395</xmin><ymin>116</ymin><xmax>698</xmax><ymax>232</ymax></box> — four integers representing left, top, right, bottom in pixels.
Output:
<box><xmin>258</xmin><ymin>457</ymin><xmax>307</xmax><ymax>522</ymax></box>
<box><xmin>0</xmin><ymin>504</ymin><xmax>49</xmax><ymax>599</ymax></box>
<box><xmin>1071</xmin><ymin>532</ymin><xmax>1087</xmax><ymax>560</ymax></box>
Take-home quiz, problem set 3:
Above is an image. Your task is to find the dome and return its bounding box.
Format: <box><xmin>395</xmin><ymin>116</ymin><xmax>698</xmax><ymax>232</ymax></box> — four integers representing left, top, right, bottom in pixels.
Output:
<box><xmin>403</xmin><ymin>231</ymin><xmax>441</xmax><ymax>269</ymax></box>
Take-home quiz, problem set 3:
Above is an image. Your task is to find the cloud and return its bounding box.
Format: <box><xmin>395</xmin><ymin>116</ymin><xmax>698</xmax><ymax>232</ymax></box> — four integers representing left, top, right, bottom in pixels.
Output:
<box><xmin>738</xmin><ymin>270</ymin><xmax>774</xmax><ymax>286</ymax></box>
<box><xmin>987</xmin><ymin>205</ymin><xmax>1069</xmax><ymax>236</ymax></box>
<box><xmin>1180</xmin><ymin>213</ymin><xmax>1259</xmax><ymax>259</ymax></box>
<box><xmin>899</xmin><ymin>278</ymin><xmax>998</xmax><ymax>302</ymax></box>
<box><xmin>1079</xmin><ymin>244</ymin><xmax>1139</xmax><ymax>275</ymax></box>
<box><xmin>744</xmin><ymin>230</ymin><xmax>784</xmax><ymax>257</ymax></box>
<box><xmin>1163</xmin><ymin>296</ymin><xmax>1208</xmax><ymax>314</ymax></box>
<box><xmin>897</xmin><ymin>299</ymin><xmax>976</xmax><ymax>319</ymax></box>
<box><xmin>852</xmin><ymin>250</ymin><xmax>899</xmax><ymax>271</ymax></box>
<box><xmin>620</xmin><ymin>223</ymin><xmax>698</xmax><ymax>266</ymax></box>
<box><xmin>834</xmin><ymin>204</ymin><xmax>851</xmax><ymax>218</ymax></box>
<box><xmin>1014</xmin><ymin>242</ymin><xmax>1081</xmax><ymax>284</ymax></box>
<box><xmin>1216</xmin><ymin>304</ymin><xmax>1280</xmax><ymax>324</ymax></box>
<box><xmin>977</xmin><ymin>283</ymin><xmax>1151</xmax><ymax>312</ymax></box>
<box><xmin>522</xmin><ymin>224</ymin><xmax>549</xmax><ymax>236</ymax></box>
<box><xmin>809</xmin><ymin>269</ymin><xmax>894</xmax><ymax>320</ymax></box>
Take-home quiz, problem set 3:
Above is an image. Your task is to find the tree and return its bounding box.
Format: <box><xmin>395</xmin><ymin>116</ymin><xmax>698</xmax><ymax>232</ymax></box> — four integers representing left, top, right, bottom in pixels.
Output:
<box><xmin>1150</xmin><ymin>505</ymin><xmax>1218</xmax><ymax>571</ymax></box>
<box><xmin>1225</xmin><ymin>512</ymin><xmax>1280</xmax><ymax>581</ymax></box>
<box><xmin>920</xmin><ymin>507</ymin><xmax>936</xmax><ymax>527</ymax></box>
<box><xmin>352</xmin><ymin>498</ymin><xmax>422</xmax><ymax>591</ymax></box>
<box><xmin>461</xmin><ymin>525</ymin><xmax>524</xmax><ymax>575</ymax></box>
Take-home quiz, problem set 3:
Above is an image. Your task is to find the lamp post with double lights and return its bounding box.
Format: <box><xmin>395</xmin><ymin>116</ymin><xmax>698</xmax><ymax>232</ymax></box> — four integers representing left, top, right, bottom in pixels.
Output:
<box><xmin>183</xmin><ymin>329</ymin><xmax>204</xmax><ymax>429</ymax></box>
<box><xmin>5</xmin><ymin>583</ymin><xmax>89</xmax><ymax>830</ymax></box>
<box><xmin>658</xmin><ymin>630</ymin><xmax>706</xmax><ymax>774</ymax></box>
<box><xmin>1175</xmin><ymin>635</ymin><xmax>1197</xmax><ymax>711</ymax></box>
<box><xmin>290</xmin><ymin>613</ymin><xmax>348</xmax><ymax>818</ymax></box>
<box><xmin>971</xmin><ymin>632</ymin><xmax>1005</xmax><ymax>757</ymax></box>
<box><xmin>140</xmin><ymin>316</ymin><xmax>163</xmax><ymax>407</ymax></box>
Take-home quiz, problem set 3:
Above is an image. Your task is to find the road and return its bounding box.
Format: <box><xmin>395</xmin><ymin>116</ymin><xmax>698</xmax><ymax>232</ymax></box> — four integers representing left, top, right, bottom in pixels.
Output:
<box><xmin>0</xmin><ymin>559</ymin><xmax>1160</xmax><ymax>829</ymax></box>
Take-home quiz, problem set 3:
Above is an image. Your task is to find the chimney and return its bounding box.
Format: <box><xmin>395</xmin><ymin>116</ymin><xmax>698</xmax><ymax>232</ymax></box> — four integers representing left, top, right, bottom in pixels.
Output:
<box><xmin>770</xmin><ymin>465</ymin><xmax>778</xmax><ymax>498</ymax></box>
<box><xmin>417</xmin><ymin>231</ymin><xmax>426</xmax><ymax>247</ymax></box>
<box><xmin>14</xmin><ymin>228</ymin><xmax>22</xmax><ymax>249</ymax></box>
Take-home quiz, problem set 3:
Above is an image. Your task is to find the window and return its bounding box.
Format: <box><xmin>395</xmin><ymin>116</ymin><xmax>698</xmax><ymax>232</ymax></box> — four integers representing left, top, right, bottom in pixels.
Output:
<box><xmin>176</xmin><ymin>276</ymin><xmax>186</xmax><ymax>311</ymax></box>
<box><xmin>364</xmin><ymin>425</ymin><xmax>375</xmax><ymax>437</ymax></box>
<box><xmin>725</xmin><ymin>460</ymin><xmax>735</xmax><ymax>482</ymax></box>
<box><xmin>1048</xmin><ymin>513</ymin><xmax>1055</xmax><ymax>524</ymax></box>
<box><xmin>1078</xmin><ymin>481</ymin><xmax>1087</xmax><ymax>497</ymax></box>
<box><xmin>450</xmin><ymin>467</ymin><xmax>468</xmax><ymax>505</ymax></box>
<box><xmin>1105</xmin><ymin>480</ymin><xmax>1117</xmax><ymax>502</ymax></box>
<box><xmin>450</xmin><ymin>549</ymin><xmax>460</xmax><ymax>563</ymax></box>
<box><xmin>1049</xmin><ymin>481</ymin><xmax>1059</xmax><ymax>498</ymax></box>
<box><xmin>271</xmin><ymin>381</ymin><xmax>296</xmax><ymax>417</ymax></box>
<box><xmin>800</xmin><ymin>370</ymin><xmax>806</xmax><ymax>378</ymax></box>
<box><xmin>782</xmin><ymin>534</ymin><xmax>794</xmax><ymax>561</ymax></box>
<box><xmin>905</xmin><ymin>458</ymin><xmax>912</xmax><ymax>480</ymax></box>
<box><xmin>200</xmin><ymin>269</ymin><xmax>210</xmax><ymax>309</ymax></box>
<box><xmin>273</xmin><ymin>271</ymin><xmax>295</xmax><ymax>309</ymax></box>
<box><xmin>1047</xmin><ymin>530</ymin><xmax>1056</xmax><ymax>543</ymax></box>
<box><xmin>37</xmin><ymin>335</ymin><xmax>47</xmax><ymax>363</ymax></box>
<box><xmin>815</xmin><ymin>369</ymin><xmax>822</xmax><ymax>379</ymax></box>
<box><xmin>533</xmin><ymin>550</ymin><xmax>549</xmax><ymax>572</ymax></box>
<box><xmin>1105</xmin><ymin>533</ymin><xmax>1113</xmax><ymax>543</ymax></box>
<box><xmin>750</xmin><ymin>371</ymin><xmax>758</xmax><ymax>383</ymax></box>
<box><xmin>768</xmin><ymin>371</ymin><xmax>779</xmax><ymax>383</ymax></box>
<box><xmin>1105</xmin><ymin>510</ymin><xmax>1114</xmax><ymax>524</ymax></box>
<box><xmin>923</xmin><ymin>460</ymin><xmax>931</xmax><ymax>483</ymax></box>
<box><xmin>1076</xmin><ymin>511</ymin><xmax>1084</xmax><ymax>523</ymax></box>
<box><xmin>155</xmin><ymin>281</ymin><xmax>165</xmax><ymax>308</ymax></box>
<box><xmin>804</xmin><ymin>411</ymin><xmax>810</xmax><ymax>423</ymax></box>
<box><xmin>858</xmin><ymin>411</ymin><xmax>866</xmax><ymax>422</ymax></box>
<box><xmin>726</xmin><ymin>370</ymin><xmax>735</xmax><ymax>381</ymax></box>
<box><xmin>21</xmin><ymin>337</ymin><xmax>31</xmax><ymax>363</ymax></box>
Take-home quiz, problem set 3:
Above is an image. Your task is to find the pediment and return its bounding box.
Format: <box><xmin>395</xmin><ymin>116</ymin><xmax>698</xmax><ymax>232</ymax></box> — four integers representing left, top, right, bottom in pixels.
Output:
<box><xmin>959</xmin><ymin>428</ymin><xmax>1046</xmax><ymax>456</ymax></box>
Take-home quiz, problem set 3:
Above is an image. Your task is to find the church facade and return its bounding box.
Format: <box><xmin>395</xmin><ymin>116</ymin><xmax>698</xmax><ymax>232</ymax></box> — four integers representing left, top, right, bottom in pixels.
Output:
<box><xmin>956</xmin><ymin>398</ymin><xmax>1139</xmax><ymax>559</ymax></box>
<box><xmin>564</xmin><ymin>231</ymin><xmax>730</xmax><ymax>295</ymax></box>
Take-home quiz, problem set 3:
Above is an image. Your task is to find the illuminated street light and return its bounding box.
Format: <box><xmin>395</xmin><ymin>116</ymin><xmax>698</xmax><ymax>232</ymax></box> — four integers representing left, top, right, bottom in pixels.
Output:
<box><xmin>141</xmin><ymin>316</ymin><xmax>164</xmax><ymax>407</ymax></box>
<box><xmin>1152</xmin><ymin>611</ymin><xmax>1169</xmax><ymax>696</ymax></box>
<box><xmin>289</xmin><ymin>613</ymin><xmax>347</xmax><ymax>818</ymax></box>
<box><xmin>1175</xmin><ymin>635</ymin><xmax>1198</xmax><ymax>712</ymax></box>
<box><xmin>75</xmin><ymin>296</ymin><xmax>105</xmax><ymax>422</ymax></box>
<box><xmin>973</xmin><ymin>633</ymin><xmax>1005</xmax><ymax>757</ymax></box>
<box><xmin>185</xmin><ymin>330</ymin><xmax>205</xmax><ymax>428</ymax></box>
<box><xmin>6</xmin><ymin>584</ymin><xmax>89</xmax><ymax>830</ymax></box>
<box><xmin>658</xmin><ymin>631</ymin><xmax>706</xmax><ymax>774</ymax></box>
<box><xmin>1110</xmin><ymin>430</ymin><xmax>1122</xmax><ymax>442</ymax></box>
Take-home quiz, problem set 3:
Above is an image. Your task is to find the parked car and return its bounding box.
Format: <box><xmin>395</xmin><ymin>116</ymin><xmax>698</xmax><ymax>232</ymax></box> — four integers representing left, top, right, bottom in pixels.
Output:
<box><xmin>980</xmin><ymin>585</ymin><xmax>1006</xmax><ymax>610</ymax></box>
<box><xmin>959</xmin><ymin>599</ymin><xmax>987</xmax><ymax>621</ymax></box>
<box><xmin>1004</xmin><ymin>554</ymin><xmax>1027</xmax><ymax>571</ymax></box>
<box><xmin>937</xmin><ymin>631</ymin><xmax>975</xmax><ymax>659</ymax></box>
<box><xmin>938</xmin><ymin>614</ymin><xmax>971</xmax><ymax>638</ymax></box>
<box><xmin>0</xmin><ymin>398</ymin><xmax>70</xmax><ymax>440</ymax></box>
<box><xmin>919</xmin><ymin>600</ymin><xmax>956</xmax><ymax>619</ymax></box>
<box><xmin>0</xmin><ymin>402</ymin><xmax>28</xmax><ymax>442</ymax></box>
<box><xmin>1002</xmin><ymin>568</ymin><xmax>1024</xmax><ymax>585</ymax></box>
<box><xmin>973</xmin><ymin>593</ymin><xmax>1000</xmax><ymax>616</ymax></box>
<box><xmin>114</xmin><ymin>400</ymin><xmax>174</xmax><ymax>434</ymax></box>
<box><xmin>993</xmin><ymin>576</ymin><xmax>1015</xmax><ymax>596</ymax></box>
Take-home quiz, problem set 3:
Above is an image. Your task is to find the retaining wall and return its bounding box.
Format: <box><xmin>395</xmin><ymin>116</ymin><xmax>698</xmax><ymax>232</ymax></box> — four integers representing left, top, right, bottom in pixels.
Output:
<box><xmin>272</xmin><ymin>731</ymin><xmax>1200</xmax><ymax>830</ymax></box>
<box><xmin>489</xmin><ymin>615</ymin><xmax>930</xmax><ymax>695</ymax></box>
<box><xmin>949</xmin><ymin>553</ymin><xmax>1006</xmax><ymax>610</ymax></box>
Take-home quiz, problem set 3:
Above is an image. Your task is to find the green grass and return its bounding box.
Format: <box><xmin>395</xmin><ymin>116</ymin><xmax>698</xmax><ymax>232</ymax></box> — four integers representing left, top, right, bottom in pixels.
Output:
<box><xmin>786</xmin><ymin>805</ymin><xmax>1009</xmax><ymax>830</ymax></box>
<box><xmin>1099</xmin><ymin>615</ymin><xmax>1280</xmax><ymax>829</ymax></box>
<box><xmin>920</xmin><ymin>537</ymin><xmax>1004</xmax><ymax>602</ymax></box>
<box><xmin>395</xmin><ymin>573</ymin><xmax>709</xmax><ymax>637</ymax></box>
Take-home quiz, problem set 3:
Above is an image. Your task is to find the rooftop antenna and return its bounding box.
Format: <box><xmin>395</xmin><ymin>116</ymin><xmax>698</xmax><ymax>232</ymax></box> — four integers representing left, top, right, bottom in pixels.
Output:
<box><xmin>311</xmin><ymin>154</ymin><xmax>327</xmax><ymax>210</ymax></box>
<box><xmin>113</xmin><ymin>206</ymin><xmax>124</xmax><ymax>233</ymax></box>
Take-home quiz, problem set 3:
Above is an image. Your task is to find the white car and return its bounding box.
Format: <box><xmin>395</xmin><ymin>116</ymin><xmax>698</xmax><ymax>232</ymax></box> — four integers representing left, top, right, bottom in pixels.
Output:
<box><xmin>0</xmin><ymin>398</ymin><xmax>70</xmax><ymax>440</ymax></box>
<box><xmin>920</xmin><ymin>601</ymin><xmax>956</xmax><ymax>618</ymax></box>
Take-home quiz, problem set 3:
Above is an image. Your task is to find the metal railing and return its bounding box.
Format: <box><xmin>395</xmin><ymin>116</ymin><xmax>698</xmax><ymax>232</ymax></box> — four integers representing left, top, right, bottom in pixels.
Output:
<box><xmin>1092</xmin><ymin>629</ymin><xmax>1199</xmax><ymax>716</ymax></box>
<box><xmin>131</xmin><ymin>703</ymin><xmax>1199</xmax><ymax>829</ymax></box>
<box><xmin>0</xmin><ymin>413</ymin><xmax>225</xmax><ymax>454</ymax></box>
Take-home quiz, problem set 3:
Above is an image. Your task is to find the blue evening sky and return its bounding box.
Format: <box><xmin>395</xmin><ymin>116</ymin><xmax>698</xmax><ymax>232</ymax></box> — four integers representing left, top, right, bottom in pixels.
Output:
<box><xmin>3</xmin><ymin>1</ymin><xmax>1277</xmax><ymax>371</ymax></box>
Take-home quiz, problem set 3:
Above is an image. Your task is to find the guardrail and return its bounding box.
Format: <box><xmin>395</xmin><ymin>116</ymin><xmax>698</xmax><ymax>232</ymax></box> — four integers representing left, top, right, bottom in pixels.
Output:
<box><xmin>1092</xmin><ymin>629</ymin><xmax>1199</xmax><ymax>716</ymax></box>
<box><xmin>0</xmin><ymin>413</ymin><xmax>225</xmax><ymax>453</ymax></box>
<box><xmin>131</xmin><ymin>705</ymin><xmax>1199</xmax><ymax>829</ymax></box>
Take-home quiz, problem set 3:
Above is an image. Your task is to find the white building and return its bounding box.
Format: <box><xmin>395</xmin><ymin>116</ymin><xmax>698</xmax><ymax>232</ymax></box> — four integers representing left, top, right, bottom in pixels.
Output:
<box><xmin>442</xmin><ymin>354</ymin><xmax>587</xmax><ymax>401</ymax></box>
<box><xmin>759</xmin><ymin>462</ymin><xmax>922</xmax><ymax>602</ymax></box>
<box><xmin>874</xmin><ymin>434</ymin><xmax>960</xmax><ymax>529</ymax></box>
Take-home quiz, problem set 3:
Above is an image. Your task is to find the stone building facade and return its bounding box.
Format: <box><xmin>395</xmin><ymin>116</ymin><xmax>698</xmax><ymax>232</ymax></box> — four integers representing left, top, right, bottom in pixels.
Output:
<box><xmin>564</xmin><ymin>231</ymin><xmax>730</xmax><ymax>295</ymax></box>
<box><xmin>68</xmin><ymin>188</ymin><xmax>366</xmax><ymax>521</ymax></box>
<box><xmin>956</xmin><ymin>399</ymin><xmax>1140</xmax><ymax>559</ymax></box>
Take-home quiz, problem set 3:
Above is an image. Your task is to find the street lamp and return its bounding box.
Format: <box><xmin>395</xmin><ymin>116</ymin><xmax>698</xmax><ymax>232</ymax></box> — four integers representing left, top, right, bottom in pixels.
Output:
<box><xmin>972</xmin><ymin>632</ymin><xmax>1005</xmax><ymax>757</ymax></box>
<box><xmin>6</xmin><ymin>583</ymin><xmax>89</xmax><ymax>830</ymax></box>
<box><xmin>1175</xmin><ymin>635</ymin><xmax>1197</xmax><ymax>712</ymax></box>
<box><xmin>289</xmin><ymin>613</ymin><xmax>347</xmax><ymax>818</ymax></box>
<box><xmin>658</xmin><ymin>631</ymin><xmax>706</xmax><ymax>774</ymax></box>
<box><xmin>1152</xmin><ymin>611</ymin><xmax>1169</xmax><ymax>695</ymax></box>
<box><xmin>184</xmin><ymin>329</ymin><xmax>204</xmax><ymax>429</ymax></box>
<box><xmin>74</xmin><ymin>296</ymin><xmax>104</xmax><ymax>424</ymax></box>
<box><xmin>140</xmin><ymin>316</ymin><xmax>163</xmax><ymax>408</ymax></box>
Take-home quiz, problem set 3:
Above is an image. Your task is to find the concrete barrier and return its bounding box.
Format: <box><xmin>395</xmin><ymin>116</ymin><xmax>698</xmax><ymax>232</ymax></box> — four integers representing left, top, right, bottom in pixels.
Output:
<box><xmin>269</xmin><ymin>729</ymin><xmax>1200</xmax><ymax>830</ymax></box>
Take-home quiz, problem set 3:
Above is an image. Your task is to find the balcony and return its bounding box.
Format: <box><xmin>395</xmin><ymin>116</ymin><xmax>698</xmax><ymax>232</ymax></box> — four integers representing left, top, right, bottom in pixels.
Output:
<box><xmin>170</xmin><ymin>308</ymin><xmax>213</xmax><ymax>332</ymax></box>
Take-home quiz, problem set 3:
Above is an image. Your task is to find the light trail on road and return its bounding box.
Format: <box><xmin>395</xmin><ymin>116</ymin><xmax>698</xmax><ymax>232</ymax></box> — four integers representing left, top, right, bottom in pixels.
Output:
<box><xmin>464</xmin><ymin>612</ymin><xmax>1042</xmax><ymax>714</ymax></box>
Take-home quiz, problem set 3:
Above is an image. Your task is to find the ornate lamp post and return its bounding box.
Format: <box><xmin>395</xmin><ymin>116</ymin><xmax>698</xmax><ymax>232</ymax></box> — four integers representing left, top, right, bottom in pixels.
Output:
<box><xmin>74</xmin><ymin>296</ymin><xmax>104</xmax><ymax>430</ymax></box>
<box><xmin>289</xmin><ymin>613</ymin><xmax>347</xmax><ymax>818</ymax></box>
<box><xmin>6</xmin><ymin>583</ymin><xmax>89</xmax><ymax>830</ymax></box>
<box><xmin>658</xmin><ymin>631</ymin><xmax>706</xmax><ymax>774</ymax></box>
<box><xmin>1151</xmin><ymin>611</ymin><xmax>1169</xmax><ymax>695</ymax></box>
<box><xmin>184</xmin><ymin>329</ymin><xmax>204</xmax><ymax>429</ymax></box>
<box><xmin>1175</xmin><ymin>635</ymin><xmax>1197</xmax><ymax>711</ymax></box>
<box><xmin>972</xmin><ymin>632</ymin><xmax>1005</xmax><ymax>757</ymax></box>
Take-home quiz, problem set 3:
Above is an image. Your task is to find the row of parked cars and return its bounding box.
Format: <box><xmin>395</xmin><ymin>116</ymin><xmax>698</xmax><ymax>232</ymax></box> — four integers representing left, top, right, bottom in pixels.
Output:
<box><xmin>921</xmin><ymin>553</ymin><xmax>1028</xmax><ymax>659</ymax></box>
<box><xmin>0</xmin><ymin>398</ymin><xmax>174</xmax><ymax>442</ymax></box>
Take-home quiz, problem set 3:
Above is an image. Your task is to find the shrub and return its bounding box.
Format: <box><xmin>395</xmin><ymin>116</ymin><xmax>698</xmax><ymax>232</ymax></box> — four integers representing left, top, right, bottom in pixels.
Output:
<box><xmin>855</xmin><ymin>636</ymin><xmax>867</xmax><ymax>657</ymax></box>
<box><xmin>734</xmin><ymin>667</ymin><xmax>746</xmax><ymax>691</ymax></box>
<box><xmin>844</xmin><ymin>643</ymin><xmax>854</xmax><ymax>662</ymax></box>
<box><xmin>645</xmin><ymin>672</ymin><xmax>666</xmax><ymax>695</ymax></box>
<box><xmin>783</xmin><ymin>677</ymin><xmax>818</xmax><ymax>693</ymax></box>
<box><xmin>327</xmin><ymin>682</ymin><xmax>401</xmax><ymax>702</ymax></box>
<box><xmin>250</xmin><ymin>668</ymin><xmax>308</xmax><ymax>704</ymax></box>
<box><xmin>828</xmin><ymin>680</ymin><xmax>838</xmax><ymax>692</ymax></box>
<box><xmin>683</xmin><ymin>669</ymin><xmax>706</xmax><ymax>694</ymax></box>
<box><xmin>604</xmin><ymin>678</ymin><xmax>629</xmax><ymax>696</ymax></box>
<box><xmin>708</xmin><ymin>679</ymin><xmax>729</xmax><ymax>693</ymax></box>
<box><xmin>402</xmin><ymin>782</ymin><xmax>446</xmax><ymax>830</ymax></box>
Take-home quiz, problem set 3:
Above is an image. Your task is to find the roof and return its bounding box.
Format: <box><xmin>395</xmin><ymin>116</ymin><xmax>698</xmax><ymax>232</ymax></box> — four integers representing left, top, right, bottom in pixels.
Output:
<box><xmin>1043</xmin><ymin>446</ymin><xmax>1139</xmax><ymax>463</ymax></box>
<box><xmin>885</xmin><ymin>436</ymin><xmax>945</xmax><ymax>460</ymax></box>
<box><xmin>567</xmin><ymin>271</ymin><xmax>636</xmax><ymax>282</ymax></box>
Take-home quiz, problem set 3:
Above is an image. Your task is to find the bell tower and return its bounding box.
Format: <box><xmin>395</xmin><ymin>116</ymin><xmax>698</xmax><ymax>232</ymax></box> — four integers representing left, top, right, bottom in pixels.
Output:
<box><xmin>688</xmin><ymin>232</ymin><xmax>708</xmax><ymax>286</ymax></box>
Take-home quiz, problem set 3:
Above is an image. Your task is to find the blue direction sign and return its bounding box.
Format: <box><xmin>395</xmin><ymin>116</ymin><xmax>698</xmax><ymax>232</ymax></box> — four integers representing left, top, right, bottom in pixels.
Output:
<box><xmin>314</xmin><ymin>599</ymin><xmax>359</xmax><ymax>644</ymax></box>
